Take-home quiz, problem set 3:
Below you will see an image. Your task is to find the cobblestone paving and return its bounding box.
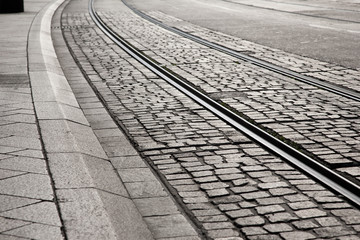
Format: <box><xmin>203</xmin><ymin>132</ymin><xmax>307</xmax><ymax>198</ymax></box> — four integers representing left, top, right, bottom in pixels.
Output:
<box><xmin>98</xmin><ymin>9</ymin><xmax>360</xmax><ymax>184</ymax></box>
<box><xmin>62</xmin><ymin>8</ymin><xmax>360</xmax><ymax>239</ymax></box>
<box><xmin>145</xmin><ymin>11</ymin><xmax>360</xmax><ymax>92</ymax></box>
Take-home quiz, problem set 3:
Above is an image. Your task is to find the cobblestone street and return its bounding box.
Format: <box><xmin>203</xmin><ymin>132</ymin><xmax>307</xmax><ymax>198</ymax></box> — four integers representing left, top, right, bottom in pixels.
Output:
<box><xmin>95</xmin><ymin>5</ymin><xmax>360</xmax><ymax>184</ymax></box>
<box><xmin>1</xmin><ymin>0</ymin><xmax>359</xmax><ymax>239</ymax></box>
<box><xmin>59</xmin><ymin>0</ymin><xmax>360</xmax><ymax>238</ymax></box>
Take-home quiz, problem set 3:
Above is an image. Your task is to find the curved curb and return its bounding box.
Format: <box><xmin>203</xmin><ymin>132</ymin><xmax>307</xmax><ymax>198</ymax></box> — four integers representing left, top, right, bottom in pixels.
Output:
<box><xmin>28</xmin><ymin>0</ymin><xmax>153</xmax><ymax>239</ymax></box>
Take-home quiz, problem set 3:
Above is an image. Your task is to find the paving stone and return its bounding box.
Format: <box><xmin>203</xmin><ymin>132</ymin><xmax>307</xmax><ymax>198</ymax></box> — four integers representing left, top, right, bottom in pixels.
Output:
<box><xmin>0</xmin><ymin>217</ymin><xmax>29</xmax><ymax>232</ymax></box>
<box><xmin>206</xmin><ymin>189</ymin><xmax>230</xmax><ymax>197</ymax></box>
<box><xmin>256</xmin><ymin>205</ymin><xmax>285</xmax><ymax>215</ymax></box>
<box><xmin>187</xmin><ymin>203</ymin><xmax>213</xmax><ymax>210</ymax></box>
<box><xmin>197</xmin><ymin>215</ymin><xmax>228</xmax><ymax>222</ymax></box>
<box><xmin>247</xmin><ymin>171</ymin><xmax>273</xmax><ymax>178</ymax></box>
<box><xmin>256</xmin><ymin>197</ymin><xmax>284</xmax><ymax>205</ymax></box>
<box><xmin>124</xmin><ymin>181</ymin><xmax>168</xmax><ymax>198</ymax></box>
<box><xmin>0</xmin><ymin>195</ymin><xmax>40</xmax><ymax>212</ymax></box>
<box><xmin>242</xmin><ymin>191</ymin><xmax>270</xmax><ymax>200</ymax></box>
<box><xmin>0</xmin><ymin>169</ymin><xmax>25</xmax><ymax>180</ymax></box>
<box><xmin>238</xmin><ymin>201</ymin><xmax>257</xmax><ymax>208</ymax></box>
<box><xmin>241</xmin><ymin>166</ymin><xmax>267</xmax><ymax>172</ymax></box>
<box><xmin>144</xmin><ymin>214</ymin><xmax>198</xmax><ymax>239</ymax></box>
<box><xmin>280</xmin><ymin>231</ymin><xmax>316</xmax><ymax>240</ymax></box>
<box><xmin>288</xmin><ymin>201</ymin><xmax>317</xmax><ymax>210</ymax></box>
<box><xmin>258</xmin><ymin>182</ymin><xmax>288</xmax><ymax>189</ymax></box>
<box><xmin>331</xmin><ymin>209</ymin><xmax>360</xmax><ymax>217</ymax></box>
<box><xmin>315</xmin><ymin>217</ymin><xmax>341</xmax><ymax>227</ymax></box>
<box><xmin>0</xmin><ymin>202</ymin><xmax>61</xmax><ymax>226</ymax></box>
<box><xmin>263</xmin><ymin>223</ymin><xmax>292</xmax><ymax>233</ymax></box>
<box><xmin>218</xmin><ymin>204</ymin><xmax>239</xmax><ymax>211</ymax></box>
<box><xmin>226</xmin><ymin>209</ymin><xmax>253</xmax><ymax>219</ymax></box>
<box><xmin>118</xmin><ymin>168</ymin><xmax>159</xmax><ymax>182</ymax></box>
<box><xmin>296</xmin><ymin>184</ymin><xmax>326</xmax><ymax>191</ymax></box>
<box><xmin>203</xmin><ymin>222</ymin><xmax>234</xmax><ymax>230</ymax></box>
<box><xmin>214</xmin><ymin>237</ymin><xmax>244</xmax><ymax>240</ymax></box>
<box><xmin>292</xmin><ymin>220</ymin><xmax>319</xmax><ymax>230</ymax></box>
<box><xmin>0</xmin><ymin>156</ymin><xmax>47</xmax><ymax>174</ymax></box>
<box><xmin>295</xmin><ymin>208</ymin><xmax>327</xmax><ymax>219</ymax></box>
<box><xmin>314</xmin><ymin>196</ymin><xmax>343</xmax><ymax>203</ymax></box>
<box><xmin>0</xmin><ymin>173</ymin><xmax>53</xmax><ymax>200</ymax></box>
<box><xmin>194</xmin><ymin>176</ymin><xmax>218</xmax><ymax>183</ymax></box>
<box><xmin>342</xmin><ymin>216</ymin><xmax>360</xmax><ymax>224</ymax></box>
<box><xmin>212</xmin><ymin>195</ymin><xmax>243</xmax><ymax>204</ymax></box>
<box><xmin>241</xmin><ymin>226</ymin><xmax>267</xmax><ymax>236</ymax></box>
<box><xmin>2</xmin><ymin>223</ymin><xmax>62</xmax><ymax>240</ymax></box>
<box><xmin>193</xmin><ymin>209</ymin><xmax>222</xmax><ymax>217</ymax></box>
<box><xmin>266</xmin><ymin>212</ymin><xmax>298</xmax><ymax>223</ymax></box>
<box><xmin>174</xmin><ymin>185</ymin><xmax>200</xmax><ymax>192</ymax></box>
<box><xmin>178</xmin><ymin>191</ymin><xmax>206</xmax><ymax>198</ymax></box>
<box><xmin>284</xmin><ymin>194</ymin><xmax>309</xmax><ymax>202</ymax></box>
<box><xmin>134</xmin><ymin>197</ymin><xmax>179</xmax><ymax>216</ymax></box>
<box><xmin>10</xmin><ymin>149</ymin><xmax>44</xmax><ymax>159</ymax></box>
<box><xmin>111</xmin><ymin>155</ymin><xmax>147</xmax><ymax>169</ymax></box>
<box><xmin>322</xmin><ymin>202</ymin><xmax>352</xmax><ymax>209</ymax></box>
<box><xmin>335</xmin><ymin>236</ymin><xmax>360</xmax><ymax>240</ymax></box>
<box><xmin>314</xmin><ymin>226</ymin><xmax>356</xmax><ymax>238</ymax></box>
<box><xmin>218</xmin><ymin>174</ymin><xmax>245</xmax><ymax>181</ymax></box>
<box><xmin>248</xmin><ymin>234</ymin><xmax>281</xmax><ymax>240</ymax></box>
<box><xmin>182</xmin><ymin>196</ymin><xmax>208</xmax><ymax>204</ymax></box>
<box><xmin>207</xmin><ymin>229</ymin><xmax>240</xmax><ymax>238</ymax></box>
<box><xmin>230</xmin><ymin>186</ymin><xmax>258</xmax><ymax>194</ymax></box>
<box><xmin>269</xmin><ymin>188</ymin><xmax>297</xmax><ymax>196</ymax></box>
<box><xmin>200</xmin><ymin>182</ymin><xmax>229</xmax><ymax>190</ymax></box>
<box><xmin>0</xmin><ymin>136</ymin><xmax>42</xmax><ymax>150</ymax></box>
<box><xmin>170</xmin><ymin>179</ymin><xmax>196</xmax><ymax>186</ymax></box>
<box><xmin>191</xmin><ymin>171</ymin><xmax>213</xmax><ymax>177</ymax></box>
<box><xmin>214</xmin><ymin>168</ymin><xmax>241</xmax><ymax>175</ymax></box>
<box><xmin>234</xmin><ymin>216</ymin><xmax>265</xmax><ymax>227</ymax></box>
<box><xmin>259</xmin><ymin>176</ymin><xmax>281</xmax><ymax>183</ymax></box>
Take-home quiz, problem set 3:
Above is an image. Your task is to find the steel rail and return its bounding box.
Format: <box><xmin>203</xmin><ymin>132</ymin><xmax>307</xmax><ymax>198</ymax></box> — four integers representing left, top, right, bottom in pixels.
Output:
<box><xmin>89</xmin><ymin>0</ymin><xmax>360</xmax><ymax>207</ymax></box>
<box><xmin>121</xmin><ymin>0</ymin><xmax>360</xmax><ymax>103</ymax></box>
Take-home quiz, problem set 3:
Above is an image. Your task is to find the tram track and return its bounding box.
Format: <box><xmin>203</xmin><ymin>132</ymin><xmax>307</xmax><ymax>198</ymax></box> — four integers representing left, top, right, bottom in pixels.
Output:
<box><xmin>121</xmin><ymin>0</ymin><xmax>360</xmax><ymax>103</ymax></box>
<box><xmin>221</xmin><ymin>0</ymin><xmax>360</xmax><ymax>24</ymax></box>
<box><xmin>89</xmin><ymin>0</ymin><xmax>360</xmax><ymax>208</ymax></box>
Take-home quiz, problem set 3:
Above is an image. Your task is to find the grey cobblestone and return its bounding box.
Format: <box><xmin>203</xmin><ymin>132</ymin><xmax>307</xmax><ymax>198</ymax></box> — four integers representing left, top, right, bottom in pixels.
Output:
<box><xmin>99</xmin><ymin>9</ymin><xmax>360</xmax><ymax>185</ymax></box>
<box><xmin>147</xmin><ymin>11</ymin><xmax>360</xmax><ymax>92</ymax></box>
<box><xmin>62</xmin><ymin>4</ymin><xmax>360</xmax><ymax>239</ymax></box>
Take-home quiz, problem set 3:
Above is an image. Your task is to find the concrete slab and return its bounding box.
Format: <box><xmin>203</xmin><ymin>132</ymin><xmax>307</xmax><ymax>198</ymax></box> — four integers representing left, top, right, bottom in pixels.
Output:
<box><xmin>0</xmin><ymin>217</ymin><xmax>29</xmax><ymax>233</ymax></box>
<box><xmin>97</xmin><ymin>190</ymin><xmax>154</xmax><ymax>240</ymax></box>
<box><xmin>0</xmin><ymin>202</ymin><xmax>61</xmax><ymax>226</ymax></box>
<box><xmin>0</xmin><ymin>173</ymin><xmax>53</xmax><ymax>200</ymax></box>
<box><xmin>55</xmin><ymin>188</ymin><xmax>120</xmax><ymax>240</ymax></box>
<box><xmin>144</xmin><ymin>214</ymin><xmax>199</xmax><ymax>239</ymax></box>
<box><xmin>124</xmin><ymin>181</ymin><xmax>169</xmax><ymax>198</ymax></box>
<box><xmin>39</xmin><ymin>119</ymin><xmax>107</xmax><ymax>158</ymax></box>
<box><xmin>133</xmin><ymin>197</ymin><xmax>180</xmax><ymax>216</ymax></box>
<box><xmin>0</xmin><ymin>195</ymin><xmax>40</xmax><ymax>212</ymax></box>
<box><xmin>34</xmin><ymin>101</ymin><xmax>88</xmax><ymax>125</ymax></box>
<box><xmin>3</xmin><ymin>223</ymin><xmax>63</xmax><ymax>240</ymax></box>
<box><xmin>48</xmin><ymin>152</ymin><xmax>129</xmax><ymax>196</ymax></box>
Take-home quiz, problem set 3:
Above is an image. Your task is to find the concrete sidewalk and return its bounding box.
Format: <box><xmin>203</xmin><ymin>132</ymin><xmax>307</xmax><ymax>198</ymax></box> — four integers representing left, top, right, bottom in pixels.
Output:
<box><xmin>0</xmin><ymin>0</ymin><xmax>199</xmax><ymax>239</ymax></box>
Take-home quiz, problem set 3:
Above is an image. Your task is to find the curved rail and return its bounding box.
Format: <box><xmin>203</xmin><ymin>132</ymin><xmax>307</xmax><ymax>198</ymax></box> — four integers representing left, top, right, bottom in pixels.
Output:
<box><xmin>89</xmin><ymin>0</ymin><xmax>360</xmax><ymax>207</ymax></box>
<box><xmin>221</xmin><ymin>0</ymin><xmax>360</xmax><ymax>24</ymax></box>
<box><xmin>121</xmin><ymin>0</ymin><xmax>360</xmax><ymax>103</ymax></box>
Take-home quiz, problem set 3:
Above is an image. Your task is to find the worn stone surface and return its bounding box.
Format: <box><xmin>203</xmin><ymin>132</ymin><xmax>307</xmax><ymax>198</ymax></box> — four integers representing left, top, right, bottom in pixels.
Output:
<box><xmin>98</xmin><ymin>6</ymin><xmax>360</xmax><ymax>185</ymax></box>
<box><xmin>60</xmin><ymin>0</ymin><xmax>360</xmax><ymax>238</ymax></box>
<box><xmin>0</xmin><ymin>0</ymin><xmax>65</xmax><ymax>239</ymax></box>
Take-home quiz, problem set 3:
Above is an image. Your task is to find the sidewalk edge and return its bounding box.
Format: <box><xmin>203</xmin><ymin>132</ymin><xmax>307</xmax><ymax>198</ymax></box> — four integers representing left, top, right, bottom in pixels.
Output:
<box><xmin>27</xmin><ymin>0</ymin><xmax>153</xmax><ymax>239</ymax></box>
